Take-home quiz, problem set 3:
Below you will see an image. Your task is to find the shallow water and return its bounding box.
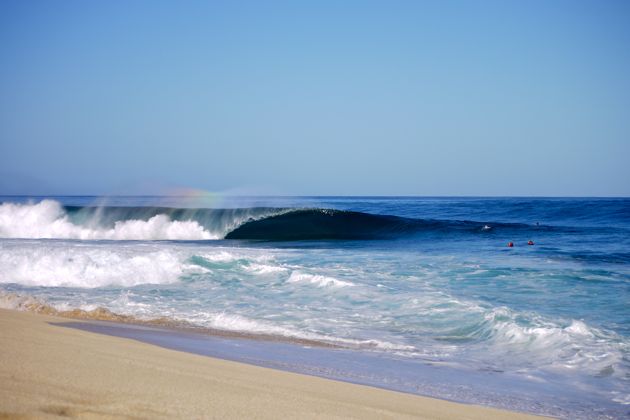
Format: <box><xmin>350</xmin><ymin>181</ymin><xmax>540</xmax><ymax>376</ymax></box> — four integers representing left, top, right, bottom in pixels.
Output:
<box><xmin>1</xmin><ymin>196</ymin><xmax>628</xmax><ymax>418</ymax></box>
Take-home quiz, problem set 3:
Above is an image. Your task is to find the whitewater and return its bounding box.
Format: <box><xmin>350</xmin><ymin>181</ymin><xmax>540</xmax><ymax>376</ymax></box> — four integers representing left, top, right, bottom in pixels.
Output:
<box><xmin>0</xmin><ymin>196</ymin><xmax>628</xmax><ymax>419</ymax></box>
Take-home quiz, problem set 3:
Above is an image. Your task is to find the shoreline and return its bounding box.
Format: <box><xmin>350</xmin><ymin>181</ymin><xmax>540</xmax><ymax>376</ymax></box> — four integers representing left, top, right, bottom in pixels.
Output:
<box><xmin>0</xmin><ymin>308</ymin><xmax>545</xmax><ymax>419</ymax></box>
<box><xmin>0</xmin><ymin>290</ymin><xmax>343</xmax><ymax>349</ymax></box>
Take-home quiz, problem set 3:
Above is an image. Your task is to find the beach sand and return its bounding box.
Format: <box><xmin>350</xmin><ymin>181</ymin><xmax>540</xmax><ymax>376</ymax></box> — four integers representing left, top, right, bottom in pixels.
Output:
<box><xmin>0</xmin><ymin>308</ymin><xmax>545</xmax><ymax>419</ymax></box>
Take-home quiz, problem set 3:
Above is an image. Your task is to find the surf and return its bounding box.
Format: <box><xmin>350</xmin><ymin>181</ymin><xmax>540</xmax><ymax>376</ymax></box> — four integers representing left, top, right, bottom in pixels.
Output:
<box><xmin>0</xmin><ymin>200</ymin><xmax>287</xmax><ymax>241</ymax></box>
<box><xmin>0</xmin><ymin>199</ymin><xmax>546</xmax><ymax>241</ymax></box>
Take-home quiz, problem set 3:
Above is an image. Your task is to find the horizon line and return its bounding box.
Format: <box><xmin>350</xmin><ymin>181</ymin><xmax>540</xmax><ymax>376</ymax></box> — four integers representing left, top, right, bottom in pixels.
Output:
<box><xmin>1</xmin><ymin>194</ymin><xmax>629</xmax><ymax>199</ymax></box>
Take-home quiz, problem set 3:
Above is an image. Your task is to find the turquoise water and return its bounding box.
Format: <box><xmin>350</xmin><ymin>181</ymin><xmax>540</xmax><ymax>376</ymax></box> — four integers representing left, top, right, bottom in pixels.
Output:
<box><xmin>1</xmin><ymin>196</ymin><xmax>628</xmax><ymax>418</ymax></box>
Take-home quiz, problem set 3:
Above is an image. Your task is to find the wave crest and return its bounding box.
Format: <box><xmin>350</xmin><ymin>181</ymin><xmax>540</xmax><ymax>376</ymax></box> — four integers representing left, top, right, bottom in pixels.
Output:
<box><xmin>0</xmin><ymin>200</ymin><xmax>215</xmax><ymax>240</ymax></box>
<box><xmin>0</xmin><ymin>199</ymin><xmax>541</xmax><ymax>242</ymax></box>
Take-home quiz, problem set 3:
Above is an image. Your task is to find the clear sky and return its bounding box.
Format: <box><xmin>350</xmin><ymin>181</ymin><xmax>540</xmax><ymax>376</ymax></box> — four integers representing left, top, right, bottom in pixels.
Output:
<box><xmin>1</xmin><ymin>0</ymin><xmax>629</xmax><ymax>196</ymax></box>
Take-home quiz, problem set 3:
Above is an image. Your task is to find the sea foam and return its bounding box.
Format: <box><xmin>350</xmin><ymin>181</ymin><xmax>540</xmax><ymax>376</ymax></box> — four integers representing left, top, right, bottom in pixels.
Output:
<box><xmin>0</xmin><ymin>200</ymin><xmax>216</xmax><ymax>240</ymax></box>
<box><xmin>0</xmin><ymin>243</ymin><xmax>197</xmax><ymax>288</ymax></box>
<box><xmin>474</xmin><ymin>307</ymin><xmax>628</xmax><ymax>378</ymax></box>
<box><xmin>287</xmin><ymin>271</ymin><xmax>355</xmax><ymax>288</ymax></box>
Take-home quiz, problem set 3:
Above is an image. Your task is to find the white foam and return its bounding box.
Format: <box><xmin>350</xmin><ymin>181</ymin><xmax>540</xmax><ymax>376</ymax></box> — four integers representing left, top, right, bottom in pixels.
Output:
<box><xmin>0</xmin><ymin>288</ymin><xmax>417</xmax><ymax>353</ymax></box>
<box><xmin>243</xmin><ymin>263</ymin><xmax>288</xmax><ymax>275</ymax></box>
<box><xmin>199</xmin><ymin>251</ymin><xmax>241</xmax><ymax>262</ymax></box>
<box><xmin>0</xmin><ymin>243</ymin><xmax>191</xmax><ymax>288</ymax></box>
<box><xmin>0</xmin><ymin>291</ymin><xmax>45</xmax><ymax>311</ymax></box>
<box><xmin>204</xmin><ymin>312</ymin><xmax>299</xmax><ymax>335</ymax></box>
<box><xmin>188</xmin><ymin>310</ymin><xmax>414</xmax><ymax>351</ymax></box>
<box><xmin>481</xmin><ymin>307</ymin><xmax>627</xmax><ymax>376</ymax></box>
<box><xmin>197</xmin><ymin>250</ymin><xmax>275</xmax><ymax>263</ymax></box>
<box><xmin>0</xmin><ymin>200</ymin><xmax>216</xmax><ymax>240</ymax></box>
<box><xmin>564</xmin><ymin>320</ymin><xmax>594</xmax><ymax>336</ymax></box>
<box><xmin>287</xmin><ymin>271</ymin><xmax>355</xmax><ymax>288</ymax></box>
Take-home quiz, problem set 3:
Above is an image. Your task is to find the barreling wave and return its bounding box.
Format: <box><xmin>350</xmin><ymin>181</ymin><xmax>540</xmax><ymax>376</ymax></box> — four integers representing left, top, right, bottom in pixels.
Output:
<box><xmin>225</xmin><ymin>209</ymin><xmax>544</xmax><ymax>240</ymax></box>
<box><xmin>0</xmin><ymin>199</ymin><xmax>550</xmax><ymax>241</ymax></box>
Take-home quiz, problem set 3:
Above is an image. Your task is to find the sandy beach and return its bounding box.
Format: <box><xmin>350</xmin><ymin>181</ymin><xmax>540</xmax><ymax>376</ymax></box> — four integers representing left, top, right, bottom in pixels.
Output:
<box><xmin>0</xmin><ymin>308</ymin><xmax>546</xmax><ymax>419</ymax></box>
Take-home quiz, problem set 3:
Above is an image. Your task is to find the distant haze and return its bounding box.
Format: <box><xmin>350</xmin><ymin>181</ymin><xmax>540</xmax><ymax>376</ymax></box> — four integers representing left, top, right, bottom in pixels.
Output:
<box><xmin>1</xmin><ymin>0</ymin><xmax>629</xmax><ymax>196</ymax></box>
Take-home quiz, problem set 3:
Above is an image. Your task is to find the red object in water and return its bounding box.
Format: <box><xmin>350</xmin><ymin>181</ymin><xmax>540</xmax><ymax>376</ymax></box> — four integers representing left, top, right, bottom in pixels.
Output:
<box><xmin>528</xmin><ymin>240</ymin><xmax>535</xmax><ymax>245</ymax></box>
<box><xmin>507</xmin><ymin>242</ymin><xmax>514</xmax><ymax>247</ymax></box>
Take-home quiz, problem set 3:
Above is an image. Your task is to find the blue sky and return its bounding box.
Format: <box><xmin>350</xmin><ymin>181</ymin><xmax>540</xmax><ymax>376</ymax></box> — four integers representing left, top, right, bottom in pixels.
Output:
<box><xmin>1</xmin><ymin>0</ymin><xmax>629</xmax><ymax>196</ymax></box>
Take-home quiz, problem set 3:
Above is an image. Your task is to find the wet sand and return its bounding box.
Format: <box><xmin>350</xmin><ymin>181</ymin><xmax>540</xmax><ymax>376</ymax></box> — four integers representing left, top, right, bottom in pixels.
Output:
<box><xmin>0</xmin><ymin>308</ymin><xmax>545</xmax><ymax>419</ymax></box>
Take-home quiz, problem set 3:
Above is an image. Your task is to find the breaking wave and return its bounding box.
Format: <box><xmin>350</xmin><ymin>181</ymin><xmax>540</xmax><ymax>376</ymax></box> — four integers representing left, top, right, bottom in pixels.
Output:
<box><xmin>0</xmin><ymin>199</ymin><xmax>547</xmax><ymax>242</ymax></box>
<box><xmin>0</xmin><ymin>200</ymin><xmax>216</xmax><ymax>240</ymax></box>
<box><xmin>224</xmin><ymin>209</ymin><xmax>531</xmax><ymax>240</ymax></box>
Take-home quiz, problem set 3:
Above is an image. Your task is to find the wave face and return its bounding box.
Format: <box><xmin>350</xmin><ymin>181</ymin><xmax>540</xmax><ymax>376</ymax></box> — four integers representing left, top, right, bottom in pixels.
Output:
<box><xmin>225</xmin><ymin>208</ymin><xmax>538</xmax><ymax>240</ymax></box>
<box><xmin>225</xmin><ymin>209</ymin><xmax>416</xmax><ymax>240</ymax></box>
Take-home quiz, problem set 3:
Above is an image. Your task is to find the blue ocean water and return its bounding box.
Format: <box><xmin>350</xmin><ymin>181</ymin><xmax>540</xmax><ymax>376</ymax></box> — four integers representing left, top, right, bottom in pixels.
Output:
<box><xmin>0</xmin><ymin>196</ymin><xmax>628</xmax><ymax>418</ymax></box>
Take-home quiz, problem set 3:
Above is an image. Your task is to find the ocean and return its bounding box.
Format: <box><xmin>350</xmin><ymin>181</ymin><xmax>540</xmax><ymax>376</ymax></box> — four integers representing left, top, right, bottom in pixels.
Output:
<box><xmin>0</xmin><ymin>196</ymin><xmax>628</xmax><ymax>418</ymax></box>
